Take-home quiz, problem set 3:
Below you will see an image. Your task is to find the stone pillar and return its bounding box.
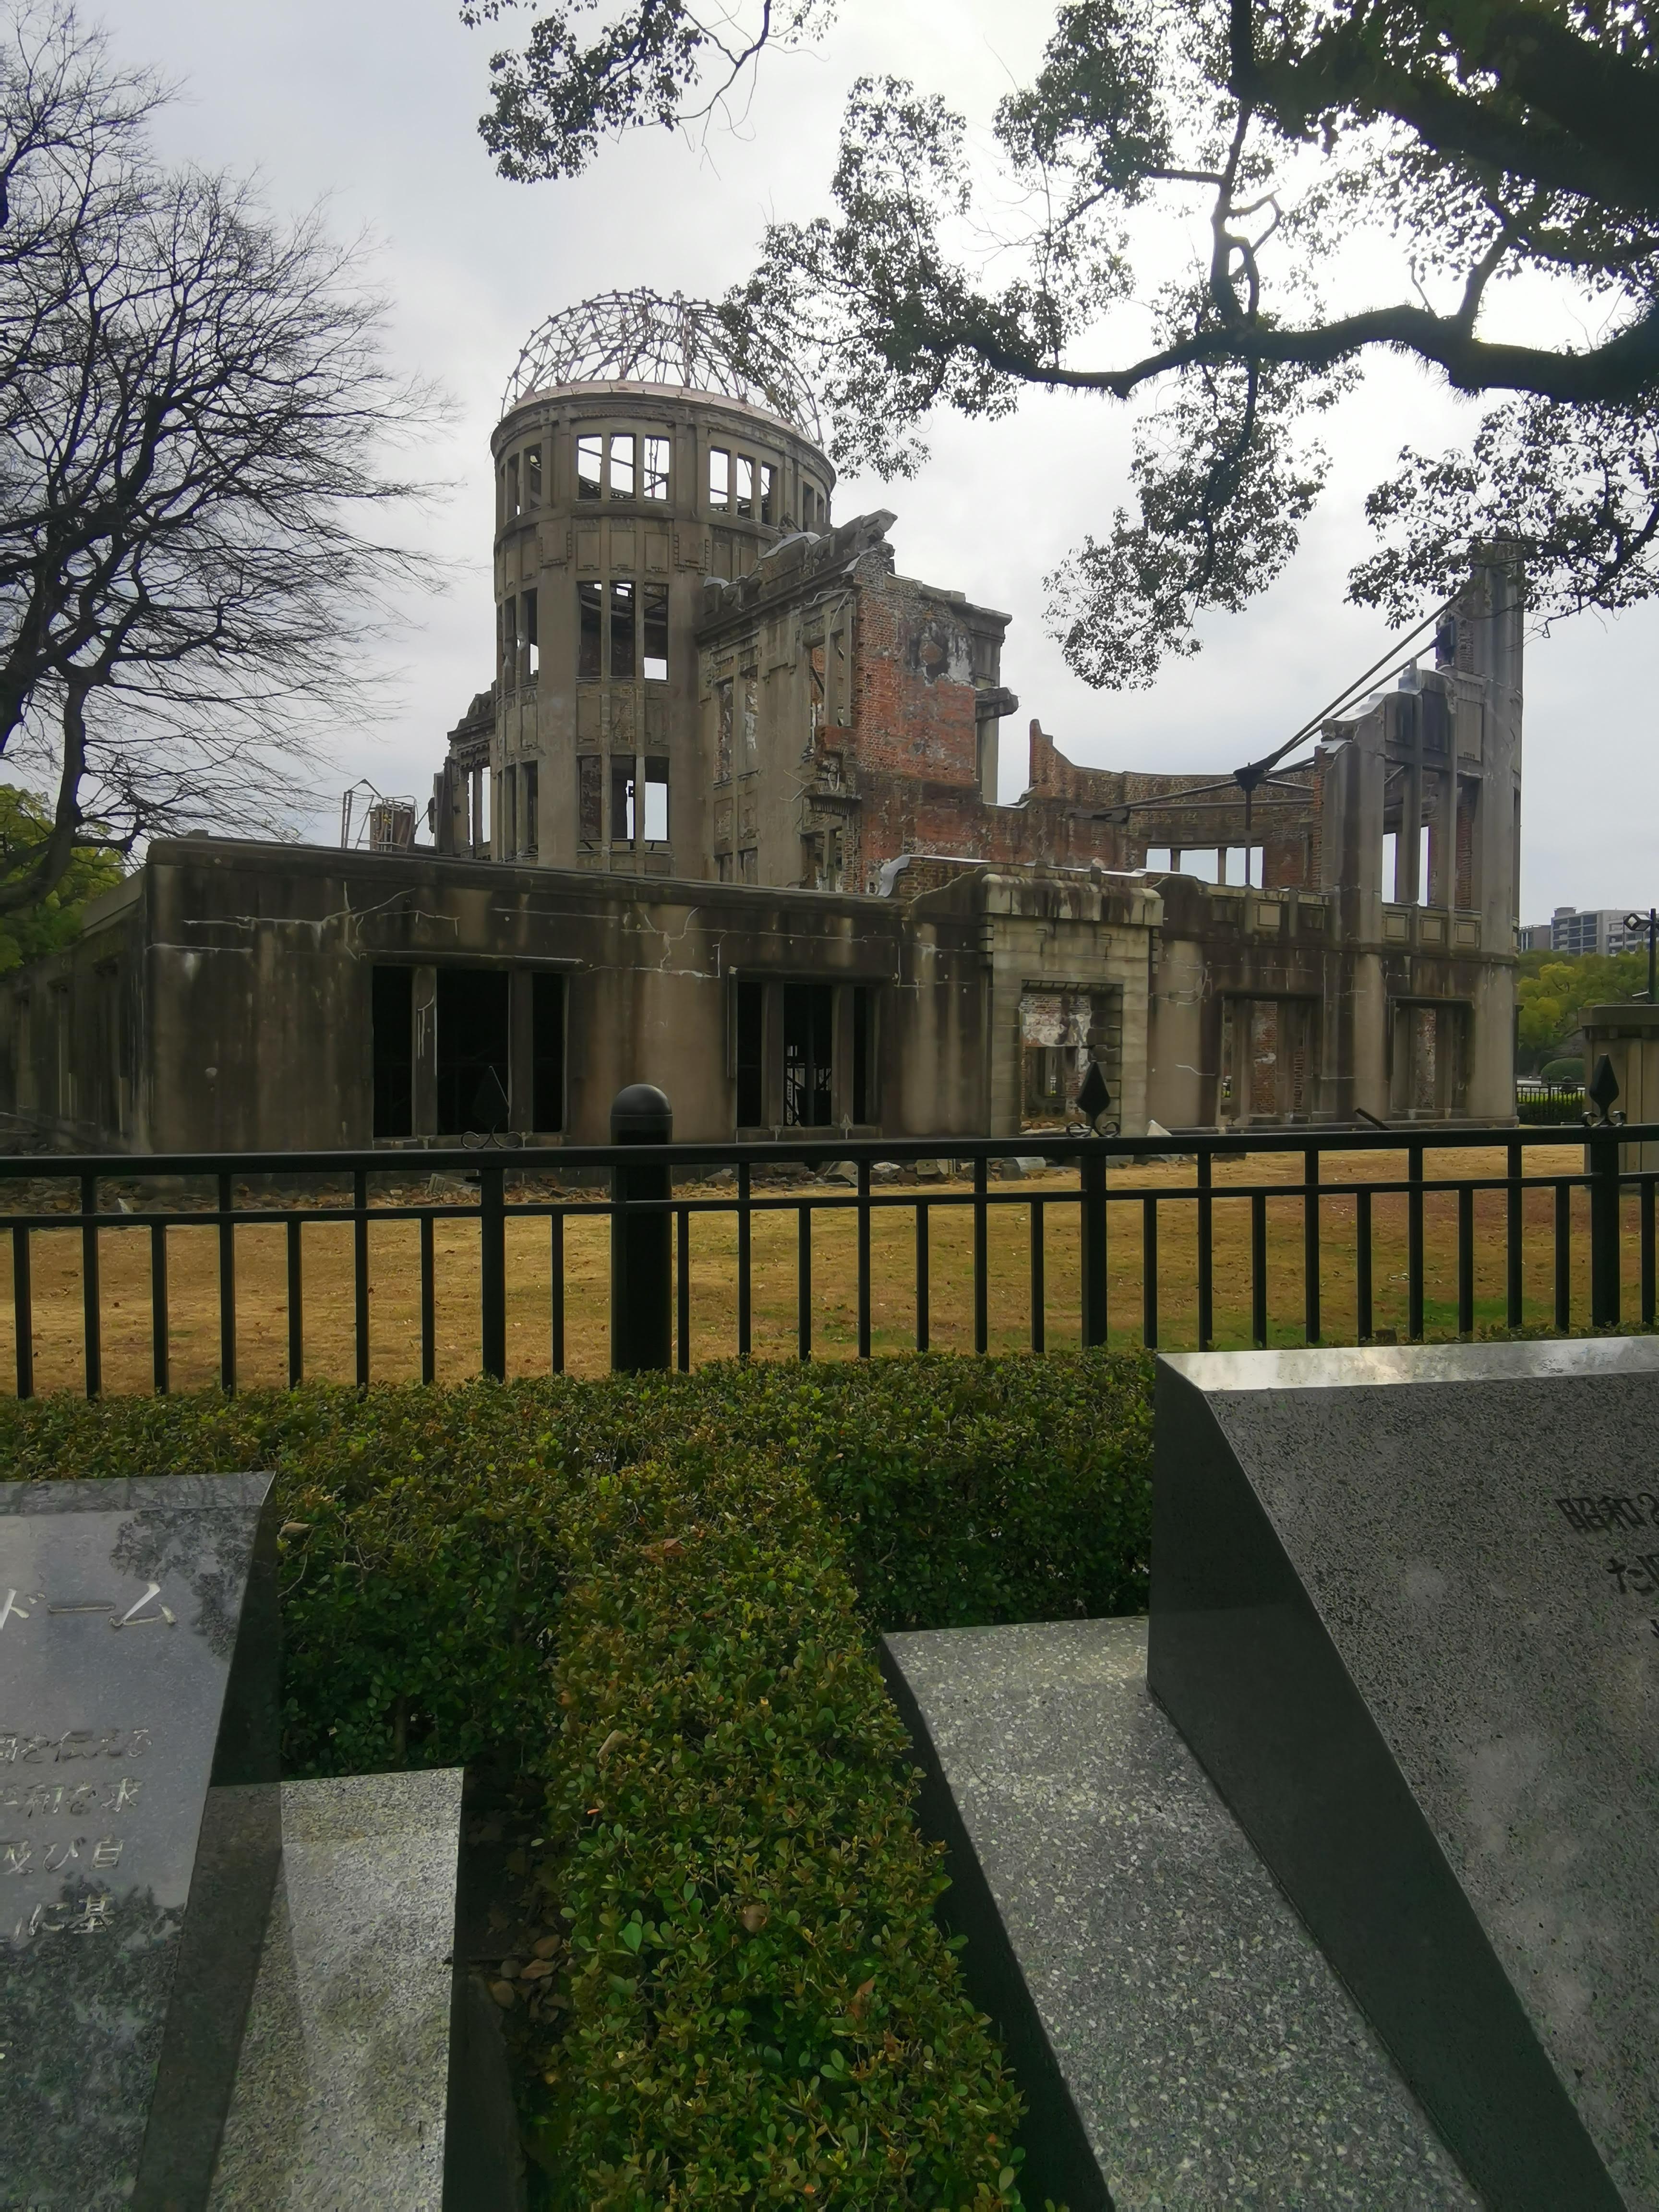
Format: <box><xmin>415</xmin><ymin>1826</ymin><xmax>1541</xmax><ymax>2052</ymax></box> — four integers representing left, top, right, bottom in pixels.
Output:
<box><xmin>1579</xmin><ymin>1002</ymin><xmax>1659</xmax><ymax>1171</ymax></box>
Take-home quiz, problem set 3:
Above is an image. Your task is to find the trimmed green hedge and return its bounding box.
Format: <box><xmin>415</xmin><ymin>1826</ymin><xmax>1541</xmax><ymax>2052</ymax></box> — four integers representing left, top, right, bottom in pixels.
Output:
<box><xmin>521</xmin><ymin>1438</ymin><xmax>1028</xmax><ymax>2206</ymax></box>
<box><xmin>0</xmin><ymin>1353</ymin><xmax>1154</xmax><ymax>2206</ymax></box>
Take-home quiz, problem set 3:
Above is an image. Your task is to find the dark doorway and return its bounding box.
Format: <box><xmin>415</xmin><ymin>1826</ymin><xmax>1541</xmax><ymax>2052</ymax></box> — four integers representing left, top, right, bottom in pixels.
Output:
<box><xmin>372</xmin><ymin>966</ymin><xmax>413</xmax><ymax>1139</ymax></box>
<box><xmin>783</xmin><ymin>984</ymin><xmax>834</xmax><ymax>1127</ymax></box>
<box><xmin>436</xmin><ymin>968</ymin><xmax>511</xmax><ymax>1135</ymax></box>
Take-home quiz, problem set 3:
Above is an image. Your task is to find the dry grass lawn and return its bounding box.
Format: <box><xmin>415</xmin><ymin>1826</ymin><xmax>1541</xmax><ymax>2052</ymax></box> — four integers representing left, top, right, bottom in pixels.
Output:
<box><xmin>0</xmin><ymin>1142</ymin><xmax>1634</xmax><ymax>1397</ymax></box>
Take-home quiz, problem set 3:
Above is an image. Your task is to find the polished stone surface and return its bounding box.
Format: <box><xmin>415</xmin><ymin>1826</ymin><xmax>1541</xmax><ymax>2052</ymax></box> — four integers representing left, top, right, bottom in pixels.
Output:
<box><xmin>883</xmin><ymin>1616</ymin><xmax>1477</xmax><ymax>2210</ymax></box>
<box><xmin>0</xmin><ymin>1473</ymin><xmax>279</xmax><ymax>2211</ymax></box>
<box><xmin>1153</xmin><ymin>1339</ymin><xmax>1659</xmax><ymax>2212</ymax></box>
<box><xmin>209</xmin><ymin>1769</ymin><xmax>465</xmax><ymax>2211</ymax></box>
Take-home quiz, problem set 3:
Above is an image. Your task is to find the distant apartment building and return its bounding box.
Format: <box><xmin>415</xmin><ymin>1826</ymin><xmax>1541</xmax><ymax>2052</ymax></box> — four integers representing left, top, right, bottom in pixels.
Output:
<box><xmin>1522</xmin><ymin>907</ymin><xmax>1652</xmax><ymax>956</ymax></box>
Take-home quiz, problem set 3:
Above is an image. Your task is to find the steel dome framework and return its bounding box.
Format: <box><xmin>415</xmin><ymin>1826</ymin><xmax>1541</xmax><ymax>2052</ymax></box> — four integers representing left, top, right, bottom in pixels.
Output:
<box><xmin>501</xmin><ymin>289</ymin><xmax>825</xmax><ymax>446</ymax></box>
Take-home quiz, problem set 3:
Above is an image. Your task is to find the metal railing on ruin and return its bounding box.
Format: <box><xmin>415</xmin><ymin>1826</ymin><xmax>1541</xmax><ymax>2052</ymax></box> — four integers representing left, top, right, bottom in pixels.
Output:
<box><xmin>0</xmin><ymin>1075</ymin><xmax>1654</xmax><ymax>1400</ymax></box>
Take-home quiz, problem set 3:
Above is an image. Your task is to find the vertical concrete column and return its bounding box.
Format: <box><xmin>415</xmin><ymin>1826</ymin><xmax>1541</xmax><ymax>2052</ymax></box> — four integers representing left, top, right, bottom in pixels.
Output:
<box><xmin>1581</xmin><ymin>1004</ymin><xmax>1659</xmax><ymax>1172</ymax></box>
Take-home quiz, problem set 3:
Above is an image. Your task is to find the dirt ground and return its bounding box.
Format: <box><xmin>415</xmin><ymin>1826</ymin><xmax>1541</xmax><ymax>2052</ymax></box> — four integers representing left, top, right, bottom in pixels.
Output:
<box><xmin>0</xmin><ymin>1143</ymin><xmax>1625</xmax><ymax>1396</ymax></box>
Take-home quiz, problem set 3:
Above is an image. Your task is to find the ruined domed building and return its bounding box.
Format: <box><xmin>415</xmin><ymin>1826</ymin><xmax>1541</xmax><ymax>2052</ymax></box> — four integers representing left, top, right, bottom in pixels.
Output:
<box><xmin>0</xmin><ymin>295</ymin><xmax>1523</xmax><ymax>1150</ymax></box>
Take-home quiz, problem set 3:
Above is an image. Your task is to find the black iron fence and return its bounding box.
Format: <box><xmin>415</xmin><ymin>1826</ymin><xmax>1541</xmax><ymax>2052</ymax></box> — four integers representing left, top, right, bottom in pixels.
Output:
<box><xmin>1515</xmin><ymin>1083</ymin><xmax>1587</xmax><ymax>1127</ymax></box>
<box><xmin>1</xmin><ymin>1121</ymin><xmax>1654</xmax><ymax>1400</ymax></box>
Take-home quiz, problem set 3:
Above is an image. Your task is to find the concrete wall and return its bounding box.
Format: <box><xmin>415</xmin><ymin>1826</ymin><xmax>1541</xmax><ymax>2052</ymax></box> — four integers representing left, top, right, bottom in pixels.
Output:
<box><xmin>0</xmin><ymin>832</ymin><xmax>1517</xmax><ymax>1156</ymax></box>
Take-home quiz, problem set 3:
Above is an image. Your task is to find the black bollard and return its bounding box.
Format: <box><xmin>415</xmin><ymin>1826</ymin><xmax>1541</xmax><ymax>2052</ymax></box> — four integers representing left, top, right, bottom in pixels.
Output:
<box><xmin>610</xmin><ymin>1083</ymin><xmax>673</xmax><ymax>1371</ymax></box>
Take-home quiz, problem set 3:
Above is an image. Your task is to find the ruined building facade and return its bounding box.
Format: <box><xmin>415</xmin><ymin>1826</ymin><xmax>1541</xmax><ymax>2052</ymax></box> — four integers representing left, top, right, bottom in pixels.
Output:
<box><xmin>0</xmin><ymin>300</ymin><xmax>1522</xmax><ymax>1148</ymax></box>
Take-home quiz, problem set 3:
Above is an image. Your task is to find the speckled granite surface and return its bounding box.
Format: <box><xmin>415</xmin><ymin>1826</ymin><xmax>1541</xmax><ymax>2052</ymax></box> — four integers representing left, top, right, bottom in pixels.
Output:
<box><xmin>884</xmin><ymin>1616</ymin><xmax>1478</xmax><ymax>2211</ymax></box>
<box><xmin>1155</xmin><ymin>1340</ymin><xmax>1658</xmax><ymax>2210</ymax></box>
<box><xmin>209</xmin><ymin>1769</ymin><xmax>463</xmax><ymax>2210</ymax></box>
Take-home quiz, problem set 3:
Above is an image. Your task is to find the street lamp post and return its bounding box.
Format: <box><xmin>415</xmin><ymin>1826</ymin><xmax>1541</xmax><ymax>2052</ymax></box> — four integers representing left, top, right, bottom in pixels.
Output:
<box><xmin>1624</xmin><ymin>908</ymin><xmax>1659</xmax><ymax>1002</ymax></box>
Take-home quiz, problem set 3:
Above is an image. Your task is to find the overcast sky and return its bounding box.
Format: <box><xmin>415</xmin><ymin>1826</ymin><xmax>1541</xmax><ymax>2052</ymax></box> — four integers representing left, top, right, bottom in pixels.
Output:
<box><xmin>104</xmin><ymin>0</ymin><xmax>1658</xmax><ymax>924</ymax></box>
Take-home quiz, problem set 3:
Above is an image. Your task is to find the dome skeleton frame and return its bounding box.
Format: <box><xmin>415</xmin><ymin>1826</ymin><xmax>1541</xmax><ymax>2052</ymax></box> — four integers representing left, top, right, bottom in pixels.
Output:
<box><xmin>501</xmin><ymin>289</ymin><xmax>824</xmax><ymax>445</ymax></box>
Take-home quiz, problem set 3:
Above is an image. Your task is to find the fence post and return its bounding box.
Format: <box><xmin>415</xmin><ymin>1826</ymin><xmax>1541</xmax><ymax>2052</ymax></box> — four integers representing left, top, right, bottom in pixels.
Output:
<box><xmin>611</xmin><ymin>1083</ymin><xmax>673</xmax><ymax>1372</ymax></box>
<box><xmin>479</xmin><ymin>1165</ymin><xmax>507</xmax><ymax>1380</ymax></box>
<box><xmin>1589</xmin><ymin>1126</ymin><xmax>1622</xmax><ymax>1330</ymax></box>
<box><xmin>1081</xmin><ymin>1144</ymin><xmax>1107</xmax><ymax>1347</ymax></box>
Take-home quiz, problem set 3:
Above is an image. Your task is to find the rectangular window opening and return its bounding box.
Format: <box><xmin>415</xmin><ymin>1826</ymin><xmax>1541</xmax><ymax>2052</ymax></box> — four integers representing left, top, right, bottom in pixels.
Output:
<box><xmin>501</xmin><ymin>595</ymin><xmax>518</xmax><ymax>687</ymax></box>
<box><xmin>531</xmin><ymin>971</ymin><xmax>565</xmax><ymax>1131</ymax></box>
<box><xmin>371</xmin><ymin>965</ymin><xmax>414</xmax><ymax>1140</ymax></box>
<box><xmin>504</xmin><ymin>764</ymin><xmax>518</xmax><ymax>856</ymax></box>
<box><xmin>609</xmin><ymin>432</ymin><xmax>635</xmax><ymax>501</ymax></box>
<box><xmin>642</xmin><ymin>584</ymin><xmax>669</xmax><ymax>681</ymax></box>
<box><xmin>523</xmin><ymin>587</ymin><xmax>539</xmax><ymax>678</ymax></box>
<box><xmin>577</xmin><ymin>580</ymin><xmax>602</xmax><ymax>683</ymax></box>
<box><xmin>435</xmin><ymin>967</ymin><xmax>511</xmax><ymax>1136</ymax></box>
<box><xmin>523</xmin><ymin>760</ymin><xmax>539</xmax><ymax>854</ymax></box>
<box><xmin>759</xmin><ymin>462</ymin><xmax>776</xmax><ymax>526</ymax></box>
<box><xmin>741</xmin><ymin>671</ymin><xmax>757</xmax><ymax>764</ymax></box>
<box><xmin>525</xmin><ymin>443</ymin><xmax>542</xmax><ymax>505</ymax></box>
<box><xmin>739</xmin><ymin>847</ymin><xmax>757</xmax><ymax>884</ymax></box>
<box><xmin>644</xmin><ymin>757</ymin><xmax>669</xmax><ymax>844</ymax></box>
<box><xmin>612</xmin><ymin>756</ymin><xmax>636</xmax><ymax>844</ymax></box>
<box><xmin>715</xmin><ymin>678</ymin><xmax>733</xmax><ymax>781</ymax></box>
<box><xmin>643</xmin><ymin>435</ymin><xmax>670</xmax><ymax>501</ymax></box>
<box><xmin>783</xmin><ymin>983</ymin><xmax>834</xmax><ymax>1128</ymax></box>
<box><xmin>609</xmin><ymin>580</ymin><xmax>636</xmax><ymax>681</ymax></box>
<box><xmin>577</xmin><ymin>434</ymin><xmax>603</xmax><ymax>500</ymax></box>
<box><xmin>709</xmin><ymin>447</ymin><xmax>730</xmax><ymax>510</ymax></box>
<box><xmin>735</xmin><ymin>455</ymin><xmax>754</xmax><ymax>519</ymax></box>
<box><xmin>1143</xmin><ymin>846</ymin><xmax>1172</xmax><ymax>872</ymax></box>
<box><xmin>577</xmin><ymin>754</ymin><xmax>602</xmax><ymax>847</ymax></box>
<box><xmin>505</xmin><ymin>454</ymin><xmax>520</xmax><ymax>519</ymax></box>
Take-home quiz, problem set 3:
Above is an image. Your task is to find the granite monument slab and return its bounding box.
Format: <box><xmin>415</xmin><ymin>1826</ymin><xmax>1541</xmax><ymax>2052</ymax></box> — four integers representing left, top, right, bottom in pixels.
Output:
<box><xmin>0</xmin><ymin>1473</ymin><xmax>279</xmax><ymax>2212</ymax></box>
<box><xmin>882</xmin><ymin>1616</ymin><xmax>1477</xmax><ymax>2210</ymax></box>
<box><xmin>1152</xmin><ymin>1338</ymin><xmax>1659</xmax><ymax>2212</ymax></box>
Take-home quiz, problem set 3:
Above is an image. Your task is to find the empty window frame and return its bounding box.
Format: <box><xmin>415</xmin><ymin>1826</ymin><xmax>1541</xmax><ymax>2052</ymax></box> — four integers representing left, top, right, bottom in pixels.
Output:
<box><xmin>740</xmin><ymin>671</ymin><xmax>758</xmax><ymax>764</ymax></box>
<box><xmin>642</xmin><ymin>584</ymin><xmax>669</xmax><ymax>681</ymax></box>
<box><xmin>734</xmin><ymin>456</ymin><xmax>754</xmax><ymax>519</ymax></box>
<box><xmin>522</xmin><ymin>760</ymin><xmax>539</xmax><ymax>854</ymax></box>
<box><xmin>1389</xmin><ymin>1000</ymin><xmax>1470</xmax><ymax>1116</ymax></box>
<box><xmin>501</xmin><ymin>595</ymin><xmax>518</xmax><ymax>687</ymax></box>
<box><xmin>503</xmin><ymin>765</ymin><xmax>517</xmax><ymax>856</ymax></box>
<box><xmin>642</xmin><ymin>435</ymin><xmax>670</xmax><ymax>501</ymax></box>
<box><xmin>525</xmin><ymin>443</ymin><xmax>542</xmax><ymax>505</ymax></box>
<box><xmin>760</xmin><ymin>463</ymin><xmax>776</xmax><ymax>525</ymax></box>
<box><xmin>643</xmin><ymin>757</ymin><xmax>669</xmax><ymax>843</ymax></box>
<box><xmin>739</xmin><ymin>847</ymin><xmax>757</xmax><ymax>884</ymax></box>
<box><xmin>577</xmin><ymin>754</ymin><xmax>602</xmax><ymax>847</ymax></box>
<box><xmin>1220</xmin><ymin>996</ymin><xmax>1316</xmax><ymax>1124</ymax></box>
<box><xmin>505</xmin><ymin>454</ymin><xmax>520</xmax><ymax>520</ymax></box>
<box><xmin>577</xmin><ymin>434</ymin><xmax>603</xmax><ymax>500</ymax></box>
<box><xmin>371</xmin><ymin>965</ymin><xmax>414</xmax><ymax>1140</ymax></box>
<box><xmin>609</xmin><ymin>433</ymin><xmax>635</xmax><ymax>500</ymax></box>
<box><xmin>435</xmin><ymin>967</ymin><xmax>511</xmax><ymax>1135</ymax></box>
<box><xmin>531</xmin><ymin>971</ymin><xmax>565</xmax><ymax>1131</ymax></box>
<box><xmin>577</xmin><ymin>580</ymin><xmax>602</xmax><ymax>682</ymax></box>
<box><xmin>783</xmin><ymin>983</ymin><xmax>834</xmax><ymax>1127</ymax></box>
<box><xmin>611</xmin><ymin>757</ymin><xmax>636</xmax><ymax>843</ymax></box>
<box><xmin>715</xmin><ymin>678</ymin><xmax>733</xmax><ymax>781</ymax></box>
<box><xmin>709</xmin><ymin>447</ymin><xmax>730</xmax><ymax>510</ymax></box>
<box><xmin>736</xmin><ymin>980</ymin><xmax>764</xmax><ymax>1126</ymax></box>
<box><xmin>609</xmin><ymin>581</ymin><xmax>636</xmax><ymax>680</ymax></box>
<box><xmin>523</xmin><ymin>588</ymin><xmax>539</xmax><ymax>678</ymax></box>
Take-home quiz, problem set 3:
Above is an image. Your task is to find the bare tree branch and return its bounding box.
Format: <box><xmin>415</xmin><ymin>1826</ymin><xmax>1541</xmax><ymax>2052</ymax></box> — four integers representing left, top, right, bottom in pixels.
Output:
<box><xmin>0</xmin><ymin>0</ymin><xmax>447</xmax><ymax>915</ymax></box>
